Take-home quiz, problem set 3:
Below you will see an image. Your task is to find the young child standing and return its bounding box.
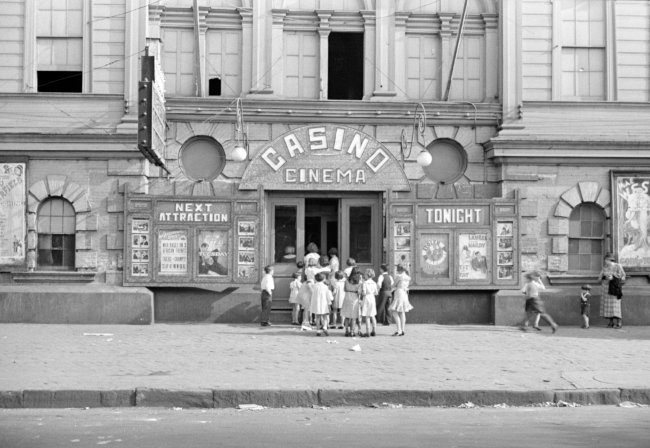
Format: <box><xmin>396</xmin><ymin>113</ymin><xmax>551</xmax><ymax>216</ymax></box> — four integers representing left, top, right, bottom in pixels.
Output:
<box><xmin>343</xmin><ymin>258</ymin><xmax>356</xmax><ymax>278</ymax></box>
<box><xmin>580</xmin><ymin>284</ymin><xmax>592</xmax><ymax>329</ymax></box>
<box><xmin>376</xmin><ymin>264</ymin><xmax>394</xmax><ymax>326</ymax></box>
<box><xmin>310</xmin><ymin>272</ymin><xmax>334</xmax><ymax>336</ymax></box>
<box><xmin>288</xmin><ymin>272</ymin><xmax>302</xmax><ymax>326</ymax></box>
<box><xmin>388</xmin><ymin>265</ymin><xmax>413</xmax><ymax>336</ymax></box>
<box><xmin>521</xmin><ymin>271</ymin><xmax>558</xmax><ymax>333</ymax></box>
<box><xmin>341</xmin><ymin>267</ymin><xmax>362</xmax><ymax>337</ymax></box>
<box><xmin>360</xmin><ymin>269</ymin><xmax>378</xmax><ymax>337</ymax></box>
<box><xmin>331</xmin><ymin>270</ymin><xmax>346</xmax><ymax>329</ymax></box>
<box><xmin>260</xmin><ymin>265</ymin><xmax>274</xmax><ymax>327</ymax></box>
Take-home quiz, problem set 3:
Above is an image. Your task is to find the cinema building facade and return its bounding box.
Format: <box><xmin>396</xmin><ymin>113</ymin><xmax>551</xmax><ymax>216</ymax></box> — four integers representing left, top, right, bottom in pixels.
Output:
<box><xmin>1</xmin><ymin>0</ymin><xmax>649</xmax><ymax>325</ymax></box>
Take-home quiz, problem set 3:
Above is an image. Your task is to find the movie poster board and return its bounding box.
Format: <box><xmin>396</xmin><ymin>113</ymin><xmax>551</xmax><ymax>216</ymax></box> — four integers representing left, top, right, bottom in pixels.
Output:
<box><xmin>0</xmin><ymin>163</ymin><xmax>26</xmax><ymax>266</ymax></box>
<box><xmin>612</xmin><ymin>171</ymin><xmax>650</xmax><ymax>273</ymax></box>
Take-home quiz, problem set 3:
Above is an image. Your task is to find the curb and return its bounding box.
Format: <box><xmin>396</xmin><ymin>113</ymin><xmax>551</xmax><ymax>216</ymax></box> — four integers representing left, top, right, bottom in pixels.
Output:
<box><xmin>2</xmin><ymin>388</ymin><xmax>650</xmax><ymax>409</ymax></box>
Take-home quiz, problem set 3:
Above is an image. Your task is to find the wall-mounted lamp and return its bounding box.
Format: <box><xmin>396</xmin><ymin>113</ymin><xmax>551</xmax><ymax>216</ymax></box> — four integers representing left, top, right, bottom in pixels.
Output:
<box><xmin>231</xmin><ymin>98</ymin><xmax>249</xmax><ymax>162</ymax></box>
<box><xmin>401</xmin><ymin>103</ymin><xmax>432</xmax><ymax>168</ymax></box>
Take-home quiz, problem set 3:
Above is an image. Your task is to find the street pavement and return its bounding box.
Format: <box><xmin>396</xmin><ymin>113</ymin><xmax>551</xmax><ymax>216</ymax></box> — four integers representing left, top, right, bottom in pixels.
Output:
<box><xmin>1</xmin><ymin>323</ymin><xmax>650</xmax><ymax>408</ymax></box>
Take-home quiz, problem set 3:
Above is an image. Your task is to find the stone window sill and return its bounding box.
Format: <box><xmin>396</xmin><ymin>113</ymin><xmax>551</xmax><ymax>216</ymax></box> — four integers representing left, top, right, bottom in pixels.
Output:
<box><xmin>12</xmin><ymin>271</ymin><xmax>96</xmax><ymax>284</ymax></box>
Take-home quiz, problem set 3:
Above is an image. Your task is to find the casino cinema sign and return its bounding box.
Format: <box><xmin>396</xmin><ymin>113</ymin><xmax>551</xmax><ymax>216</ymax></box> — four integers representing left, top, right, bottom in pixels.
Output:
<box><xmin>240</xmin><ymin>124</ymin><xmax>410</xmax><ymax>191</ymax></box>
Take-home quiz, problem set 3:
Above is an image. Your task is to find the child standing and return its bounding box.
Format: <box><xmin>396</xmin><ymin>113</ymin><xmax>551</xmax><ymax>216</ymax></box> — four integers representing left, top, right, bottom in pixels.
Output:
<box><xmin>288</xmin><ymin>272</ymin><xmax>302</xmax><ymax>326</ymax></box>
<box><xmin>343</xmin><ymin>258</ymin><xmax>356</xmax><ymax>278</ymax></box>
<box><xmin>330</xmin><ymin>270</ymin><xmax>346</xmax><ymax>329</ymax></box>
<box><xmin>376</xmin><ymin>264</ymin><xmax>394</xmax><ymax>326</ymax></box>
<box><xmin>310</xmin><ymin>273</ymin><xmax>334</xmax><ymax>336</ymax></box>
<box><xmin>297</xmin><ymin>258</ymin><xmax>319</xmax><ymax>330</ymax></box>
<box><xmin>260</xmin><ymin>265</ymin><xmax>274</xmax><ymax>327</ymax></box>
<box><xmin>360</xmin><ymin>269</ymin><xmax>378</xmax><ymax>337</ymax></box>
<box><xmin>388</xmin><ymin>265</ymin><xmax>413</xmax><ymax>336</ymax></box>
<box><xmin>521</xmin><ymin>271</ymin><xmax>558</xmax><ymax>333</ymax></box>
<box><xmin>341</xmin><ymin>267</ymin><xmax>362</xmax><ymax>337</ymax></box>
<box><xmin>580</xmin><ymin>284</ymin><xmax>592</xmax><ymax>329</ymax></box>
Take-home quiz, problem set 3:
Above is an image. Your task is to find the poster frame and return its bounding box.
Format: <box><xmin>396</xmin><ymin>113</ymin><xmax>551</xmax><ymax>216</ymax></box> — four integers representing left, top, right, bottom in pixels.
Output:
<box><xmin>0</xmin><ymin>162</ymin><xmax>27</xmax><ymax>268</ymax></box>
<box><xmin>193</xmin><ymin>226</ymin><xmax>233</xmax><ymax>283</ymax></box>
<box><xmin>415</xmin><ymin>229</ymin><xmax>453</xmax><ymax>286</ymax></box>
<box><xmin>611</xmin><ymin>170</ymin><xmax>650</xmax><ymax>274</ymax></box>
<box><xmin>155</xmin><ymin>227</ymin><xmax>191</xmax><ymax>280</ymax></box>
<box><xmin>455</xmin><ymin>229</ymin><xmax>492</xmax><ymax>284</ymax></box>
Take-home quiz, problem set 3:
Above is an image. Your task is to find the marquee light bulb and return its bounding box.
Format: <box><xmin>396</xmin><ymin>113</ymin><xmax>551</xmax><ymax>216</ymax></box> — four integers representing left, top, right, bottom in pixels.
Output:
<box><xmin>232</xmin><ymin>146</ymin><xmax>247</xmax><ymax>162</ymax></box>
<box><xmin>417</xmin><ymin>150</ymin><xmax>432</xmax><ymax>167</ymax></box>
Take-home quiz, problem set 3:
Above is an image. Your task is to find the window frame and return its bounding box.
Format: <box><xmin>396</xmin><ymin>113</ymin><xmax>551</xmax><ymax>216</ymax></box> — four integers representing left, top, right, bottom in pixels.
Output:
<box><xmin>567</xmin><ymin>203</ymin><xmax>606</xmax><ymax>274</ymax></box>
<box><xmin>37</xmin><ymin>197</ymin><xmax>76</xmax><ymax>271</ymax></box>
<box><xmin>552</xmin><ymin>0</ymin><xmax>616</xmax><ymax>101</ymax></box>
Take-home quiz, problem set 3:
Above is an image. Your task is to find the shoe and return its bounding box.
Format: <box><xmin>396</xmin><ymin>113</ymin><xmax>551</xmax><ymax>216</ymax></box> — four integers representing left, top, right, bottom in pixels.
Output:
<box><xmin>552</xmin><ymin>325</ymin><xmax>558</xmax><ymax>334</ymax></box>
<box><xmin>345</xmin><ymin>331</ymin><xmax>350</xmax><ymax>337</ymax></box>
<box><xmin>392</xmin><ymin>332</ymin><xmax>400</xmax><ymax>336</ymax></box>
<box><xmin>371</xmin><ymin>331</ymin><xmax>376</xmax><ymax>337</ymax></box>
<box><xmin>361</xmin><ymin>333</ymin><xmax>369</xmax><ymax>338</ymax></box>
<box><xmin>583</xmin><ymin>326</ymin><xmax>589</xmax><ymax>329</ymax></box>
<box><xmin>533</xmin><ymin>326</ymin><xmax>542</xmax><ymax>331</ymax></box>
<box><xmin>337</xmin><ymin>326</ymin><xmax>344</xmax><ymax>329</ymax></box>
<box><xmin>615</xmin><ymin>324</ymin><xmax>622</xmax><ymax>329</ymax></box>
<box><xmin>399</xmin><ymin>332</ymin><xmax>405</xmax><ymax>336</ymax></box>
<box><xmin>607</xmin><ymin>321</ymin><xmax>614</xmax><ymax>328</ymax></box>
<box><xmin>261</xmin><ymin>323</ymin><xmax>269</xmax><ymax>327</ymax></box>
<box><xmin>382</xmin><ymin>323</ymin><xmax>390</xmax><ymax>326</ymax></box>
<box><xmin>316</xmin><ymin>331</ymin><xmax>321</xmax><ymax>336</ymax></box>
<box><xmin>291</xmin><ymin>322</ymin><xmax>300</xmax><ymax>326</ymax></box>
<box><xmin>323</xmin><ymin>330</ymin><xmax>329</xmax><ymax>336</ymax></box>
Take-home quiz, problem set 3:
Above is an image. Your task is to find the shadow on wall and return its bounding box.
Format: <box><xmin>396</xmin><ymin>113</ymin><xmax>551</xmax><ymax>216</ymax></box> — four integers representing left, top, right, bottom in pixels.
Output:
<box><xmin>152</xmin><ymin>287</ymin><xmax>261</xmax><ymax>323</ymax></box>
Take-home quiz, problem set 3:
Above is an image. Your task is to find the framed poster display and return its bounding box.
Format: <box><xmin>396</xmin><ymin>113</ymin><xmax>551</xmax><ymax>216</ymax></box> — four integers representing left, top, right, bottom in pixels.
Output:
<box><xmin>158</xmin><ymin>229</ymin><xmax>188</xmax><ymax>275</ymax></box>
<box><xmin>197</xmin><ymin>229</ymin><xmax>230</xmax><ymax>277</ymax></box>
<box><xmin>457</xmin><ymin>231</ymin><xmax>490</xmax><ymax>281</ymax></box>
<box><xmin>415</xmin><ymin>230</ymin><xmax>452</xmax><ymax>285</ymax></box>
<box><xmin>236</xmin><ymin>216</ymin><xmax>259</xmax><ymax>280</ymax></box>
<box><xmin>0</xmin><ymin>163</ymin><xmax>26</xmax><ymax>266</ymax></box>
<box><xmin>126</xmin><ymin>216</ymin><xmax>152</xmax><ymax>282</ymax></box>
<box><xmin>612</xmin><ymin>171</ymin><xmax>650</xmax><ymax>273</ymax></box>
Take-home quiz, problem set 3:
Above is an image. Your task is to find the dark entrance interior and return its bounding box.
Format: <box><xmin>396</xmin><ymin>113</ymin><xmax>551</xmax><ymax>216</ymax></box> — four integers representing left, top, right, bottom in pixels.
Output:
<box><xmin>328</xmin><ymin>32</ymin><xmax>364</xmax><ymax>100</ymax></box>
<box><xmin>304</xmin><ymin>198</ymin><xmax>338</xmax><ymax>257</ymax></box>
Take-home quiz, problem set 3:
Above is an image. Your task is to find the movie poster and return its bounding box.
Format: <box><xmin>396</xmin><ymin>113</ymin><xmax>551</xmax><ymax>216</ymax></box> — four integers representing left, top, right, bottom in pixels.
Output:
<box><xmin>394</xmin><ymin>251</ymin><xmax>411</xmax><ymax>277</ymax></box>
<box><xmin>615</xmin><ymin>175</ymin><xmax>650</xmax><ymax>271</ymax></box>
<box><xmin>0</xmin><ymin>163</ymin><xmax>26</xmax><ymax>265</ymax></box>
<box><xmin>198</xmin><ymin>230</ymin><xmax>229</xmax><ymax>277</ymax></box>
<box><xmin>458</xmin><ymin>232</ymin><xmax>488</xmax><ymax>280</ymax></box>
<box><xmin>419</xmin><ymin>233</ymin><xmax>449</xmax><ymax>279</ymax></box>
<box><xmin>159</xmin><ymin>230</ymin><xmax>187</xmax><ymax>275</ymax></box>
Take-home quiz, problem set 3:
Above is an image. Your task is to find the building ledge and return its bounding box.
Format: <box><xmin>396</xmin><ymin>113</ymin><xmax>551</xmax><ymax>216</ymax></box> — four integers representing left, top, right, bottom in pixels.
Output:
<box><xmin>12</xmin><ymin>271</ymin><xmax>97</xmax><ymax>284</ymax></box>
<box><xmin>547</xmin><ymin>274</ymin><xmax>600</xmax><ymax>286</ymax></box>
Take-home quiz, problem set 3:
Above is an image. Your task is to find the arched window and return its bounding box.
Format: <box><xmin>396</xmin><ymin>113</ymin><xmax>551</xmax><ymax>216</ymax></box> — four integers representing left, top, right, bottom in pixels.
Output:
<box><xmin>37</xmin><ymin>198</ymin><xmax>76</xmax><ymax>270</ymax></box>
<box><xmin>568</xmin><ymin>203</ymin><xmax>605</xmax><ymax>272</ymax></box>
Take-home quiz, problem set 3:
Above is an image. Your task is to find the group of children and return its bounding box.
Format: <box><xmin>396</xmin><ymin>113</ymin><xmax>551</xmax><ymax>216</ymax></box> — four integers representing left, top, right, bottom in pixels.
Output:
<box><xmin>279</xmin><ymin>252</ymin><xmax>413</xmax><ymax>337</ymax></box>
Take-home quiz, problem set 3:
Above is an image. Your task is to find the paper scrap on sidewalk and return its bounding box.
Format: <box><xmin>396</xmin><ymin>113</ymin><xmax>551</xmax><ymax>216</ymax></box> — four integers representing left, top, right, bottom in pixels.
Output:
<box><xmin>556</xmin><ymin>400</ymin><xmax>580</xmax><ymax>407</ymax></box>
<box><xmin>237</xmin><ymin>404</ymin><xmax>265</xmax><ymax>411</ymax></box>
<box><xmin>493</xmin><ymin>403</ymin><xmax>509</xmax><ymax>408</ymax></box>
<box><xmin>619</xmin><ymin>401</ymin><xmax>649</xmax><ymax>408</ymax></box>
<box><xmin>350</xmin><ymin>344</ymin><xmax>361</xmax><ymax>351</ymax></box>
<box><xmin>311</xmin><ymin>405</ymin><xmax>329</xmax><ymax>410</ymax></box>
<box><xmin>458</xmin><ymin>402</ymin><xmax>476</xmax><ymax>409</ymax></box>
<box><xmin>82</xmin><ymin>333</ymin><xmax>114</xmax><ymax>336</ymax></box>
<box><xmin>326</xmin><ymin>340</ymin><xmax>339</xmax><ymax>344</ymax></box>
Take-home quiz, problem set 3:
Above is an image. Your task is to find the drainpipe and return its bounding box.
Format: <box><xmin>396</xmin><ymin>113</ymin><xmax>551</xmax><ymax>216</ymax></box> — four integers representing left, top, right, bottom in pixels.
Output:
<box><xmin>443</xmin><ymin>0</ymin><xmax>469</xmax><ymax>101</ymax></box>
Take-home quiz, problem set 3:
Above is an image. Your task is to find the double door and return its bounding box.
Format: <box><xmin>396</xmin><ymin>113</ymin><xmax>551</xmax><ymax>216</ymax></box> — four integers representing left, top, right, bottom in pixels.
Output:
<box><xmin>267</xmin><ymin>193</ymin><xmax>381</xmax><ymax>297</ymax></box>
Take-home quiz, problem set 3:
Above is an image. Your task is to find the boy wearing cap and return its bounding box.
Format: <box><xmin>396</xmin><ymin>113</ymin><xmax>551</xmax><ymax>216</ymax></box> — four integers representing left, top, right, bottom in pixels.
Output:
<box><xmin>580</xmin><ymin>284</ymin><xmax>592</xmax><ymax>329</ymax></box>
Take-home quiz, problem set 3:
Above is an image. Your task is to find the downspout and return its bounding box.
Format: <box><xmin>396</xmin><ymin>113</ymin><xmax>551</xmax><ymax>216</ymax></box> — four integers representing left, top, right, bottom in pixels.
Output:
<box><xmin>443</xmin><ymin>0</ymin><xmax>470</xmax><ymax>101</ymax></box>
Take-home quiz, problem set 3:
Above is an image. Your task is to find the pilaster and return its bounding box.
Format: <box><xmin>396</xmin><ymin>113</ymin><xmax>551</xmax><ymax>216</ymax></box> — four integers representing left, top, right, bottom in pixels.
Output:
<box><xmin>270</xmin><ymin>9</ymin><xmax>288</xmax><ymax>98</ymax></box>
<box><xmin>249</xmin><ymin>0</ymin><xmax>274</xmax><ymax>95</ymax></box>
<box><xmin>482</xmin><ymin>13</ymin><xmax>498</xmax><ymax>102</ymax></box>
<box><xmin>360</xmin><ymin>11</ymin><xmax>376</xmax><ymax>100</ymax></box>
<box><xmin>371</xmin><ymin>0</ymin><xmax>397</xmax><ymax>100</ymax></box>
<box><xmin>316</xmin><ymin>11</ymin><xmax>333</xmax><ymax>100</ymax></box>
<box><xmin>22</xmin><ymin>0</ymin><xmax>36</xmax><ymax>93</ymax></box>
<box><xmin>239</xmin><ymin>9</ymin><xmax>253</xmax><ymax>95</ymax></box>
<box><xmin>438</xmin><ymin>13</ymin><xmax>455</xmax><ymax>101</ymax></box>
<box><xmin>392</xmin><ymin>12</ymin><xmax>411</xmax><ymax>101</ymax></box>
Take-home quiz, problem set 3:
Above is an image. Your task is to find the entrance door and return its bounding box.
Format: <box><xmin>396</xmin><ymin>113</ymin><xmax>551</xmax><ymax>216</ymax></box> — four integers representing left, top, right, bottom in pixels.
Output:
<box><xmin>340</xmin><ymin>197</ymin><xmax>381</xmax><ymax>278</ymax></box>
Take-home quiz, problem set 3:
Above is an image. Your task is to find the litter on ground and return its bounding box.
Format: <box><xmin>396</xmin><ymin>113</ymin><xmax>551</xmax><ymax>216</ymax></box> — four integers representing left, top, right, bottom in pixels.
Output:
<box><xmin>619</xmin><ymin>401</ymin><xmax>649</xmax><ymax>408</ymax></box>
<box><xmin>556</xmin><ymin>400</ymin><xmax>581</xmax><ymax>407</ymax></box>
<box><xmin>82</xmin><ymin>333</ymin><xmax>114</xmax><ymax>336</ymax></box>
<box><xmin>237</xmin><ymin>404</ymin><xmax>265</xmax><ymax>411</ymax></box>
<box><xmin>350</xmin><ymin>344</ymin><xmax>361</xmax><ymax>351</ymax></box>
<box><xmin>458</xmin><ymin>402</ymin><xmax>476</xmax><ymax>409</ymax></box>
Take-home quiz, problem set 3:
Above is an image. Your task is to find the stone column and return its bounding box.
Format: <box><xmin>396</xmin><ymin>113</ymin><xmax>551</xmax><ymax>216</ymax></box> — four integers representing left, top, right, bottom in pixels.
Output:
<box><xmin>239</xmin><ymin>8</ymin><xmax>253</xmax><ymax>96</ymax></box>
<box><xmin>270</xmin><ymin>9</ymin><xmax>288</xmax><ymax>98</ymax></box>
<box><xmin>197</xmin><ymin>6</ymin><xmax>208</xmax><ymax>97</ymax></box>
<box><xmin>316</xmin><ymin>11</ymin><xmax>333</xmax><ymax>100</ymax></box>
<box><xmin>360</xmin><ymin>10</ymin><xmax>376</xmax><ymax>100</ymax></box>
<box><xmin>371</xmin><ymin>0</ymin><xmax>397</xmax><ymax>100</ymax></box>
<box><xmin>249</xmin><ymin>0</ymin><xmax>273</xmax><ymax>95</ymax></box>
<box><xmin>482</xmin><ymin>13</ymin><xmax>498</xmax><ymax>103</ymax></box>
<box><xmin>438</xmin><ymin>13</ymin><xmax>454</xmax><ymax>101</ymax></box>
<box><xmin>393</xmin><ymin>12</ymin><xmax>411</xmax><ymax>101</ymax></box>
<box><xmin>499</xmin><ymin>0</ymin><xmax>523</xmax><ymax>127</ymax></box>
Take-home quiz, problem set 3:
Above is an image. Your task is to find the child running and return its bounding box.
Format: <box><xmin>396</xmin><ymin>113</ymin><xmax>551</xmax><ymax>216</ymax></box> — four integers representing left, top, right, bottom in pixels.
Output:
<box><xmin>341</xmin><ymin>267</ymin><xmax>362</xmax><ymax>337</ymax></box>
<box><xmin>288</xmin><ymin>272</ymin><xmax>302</xmax><ymax>326</ymax></box>
<box><xmin>360</xmin><ymin>268</ymin><xmax>378</xmax><ymax>337</ymax></box>
<box><xmin>521</xmin><ymin>271</ymin><xmax>558</xmax><ymax>333</ymax></box>
<box><xmin>580</xmin><ymin>284</ymin><xmax>592</xmax><ymax>329</ymax></box>
<box><xmin>310</xmin><ymin>273</ymin><xmax>333</xmax><ymax>336</ymax></box>
<box><xmin>388</xmin><ymin>265</ymin><xmax>413</xmax><ymax>336</ymax></box>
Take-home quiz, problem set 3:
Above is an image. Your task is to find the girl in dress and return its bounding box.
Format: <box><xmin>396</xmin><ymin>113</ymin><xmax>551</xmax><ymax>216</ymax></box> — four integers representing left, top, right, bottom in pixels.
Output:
<box><xmin>310</xmin><ymin>273</ymin><xmax>334</xmax><ymax>336</ymax></box>
<box><xmin>288</xmin><ymin>272</ymin><xmax>302</xmax><ymax>326</ymax></box>
<box><xmin>297</xmin><ymin>258</ymin><xmax>319</xmax><ymax>330</ymax></box>
<box><xmin>598</xmin><ymin>252</ymin><xmax>626</xmax><ymax>329</ymax></box>
<box><xmin>341</xmin><ymin>267</ymin><xmax>362</xmax><ymax>337</ymax></box>
<box><xmin>331</xmin><ymin>270</ymin><xmax>346</xmax><ymax>329</ymax></box>
<box><xmin>389</xmin><ymin>265</ymin><xmax>413</xmax><ymax>336</ymax></box>
<box><xmin>328</xmin><ymin>248</ymin><xmax>340</xmax><ymax>273</ymax></box>
<box><xmin>360</xmin><ymin>269</ymin><xmax>378</xmax><ymax>337</ymax></box>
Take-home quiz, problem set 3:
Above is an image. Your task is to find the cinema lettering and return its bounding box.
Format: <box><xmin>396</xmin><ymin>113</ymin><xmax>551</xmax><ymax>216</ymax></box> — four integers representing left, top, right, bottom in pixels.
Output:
<box><xmin>240</xmin><ymin>124</ymin><xmax>410</xmax><ymax>191</ymax></box>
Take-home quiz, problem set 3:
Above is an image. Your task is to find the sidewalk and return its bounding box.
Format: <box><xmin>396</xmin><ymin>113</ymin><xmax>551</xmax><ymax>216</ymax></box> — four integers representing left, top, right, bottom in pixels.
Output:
<box><xmin>1</xmin><ymin>323</ymin><xmax>649</xmax><ymax>408</ymax></box>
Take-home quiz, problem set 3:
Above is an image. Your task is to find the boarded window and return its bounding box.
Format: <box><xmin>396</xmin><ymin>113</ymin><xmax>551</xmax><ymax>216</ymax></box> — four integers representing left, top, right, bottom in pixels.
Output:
<box><xmin>206</xmin><ymin>30</ymin><xmax>242</xmax><ymax>97</ymax></box>
<box><xmin>37</xmin><ymin>198</ymin><xmax>76</xmax><ymax>271</ymax></box>
<box><xmin>406</xmin><ymin>35</ymin><xmax>438</xmax><ymax>101</ymax></box>
<box><xmin>162</xmin><ymin>28</ymin><xmax>196</xmax><ymax>97</ymax></box>
<box><xmin>568</xmin><ymin>203</ymin><xmax>605</xmax><ymax>272</ymax></box>
<box><xmin>449</xmin><ymin>36</ymin><xmax>484</xmax><ymax>101</ymax></box>
<box><xmin>284</xmin><ymin>32</ymin><xmax>319</xmax><ymax>99</ymax></box>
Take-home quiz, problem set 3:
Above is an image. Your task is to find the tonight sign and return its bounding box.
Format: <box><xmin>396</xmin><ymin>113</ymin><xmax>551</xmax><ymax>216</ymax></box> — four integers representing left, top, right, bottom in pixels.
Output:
<box><xmin>418</xmin><ymin>205</ymin><xmax>490</xmax><ymax>226</ymax></box>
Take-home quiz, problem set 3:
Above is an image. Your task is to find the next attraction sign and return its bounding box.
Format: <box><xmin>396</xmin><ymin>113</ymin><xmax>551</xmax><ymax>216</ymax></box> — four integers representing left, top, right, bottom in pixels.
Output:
<box><xmin>155</xmin><ymin>201</ymin><xmax>231</xmax><ymax>223</ymax></box>
<box><xmin>239</xmin><ymin>124</ymin><xmax>411</xmax><ymax>191</ymax></box>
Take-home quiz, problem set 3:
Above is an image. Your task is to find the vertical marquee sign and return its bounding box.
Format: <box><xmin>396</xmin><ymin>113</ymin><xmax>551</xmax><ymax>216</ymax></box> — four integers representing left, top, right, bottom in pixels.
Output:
<box><xmin>387</xmin><ymin>194</ymin><xmax>520</xmax><ymax>290</ymax></box>
<box><xmin>123</xmin><ymin>189</ymin><xmax>262</xmax><ymax>287</ymax></box>
<box><xmin>0</xmin><ymin>163</ymin><xmax>26</xmax><ymax>266</ymax></box>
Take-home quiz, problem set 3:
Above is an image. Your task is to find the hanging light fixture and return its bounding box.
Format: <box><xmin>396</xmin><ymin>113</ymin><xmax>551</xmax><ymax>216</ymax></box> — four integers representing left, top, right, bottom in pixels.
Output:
<box><xmin>231</xmin><ymin>98</ymin><xmax>249</xmax><ymax>162</ymax></box>
<box><xmin>400</xmin><ymin>102</ymin><xmax>432</xmax><ymax>167</ymax></box>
